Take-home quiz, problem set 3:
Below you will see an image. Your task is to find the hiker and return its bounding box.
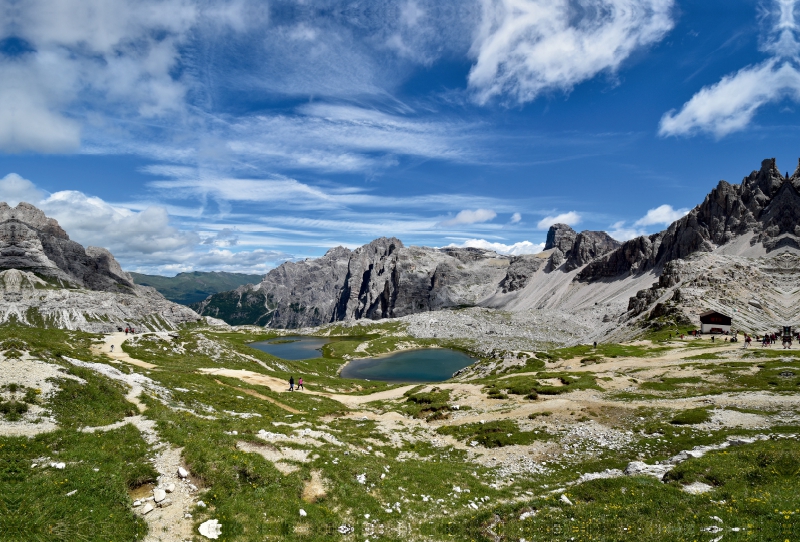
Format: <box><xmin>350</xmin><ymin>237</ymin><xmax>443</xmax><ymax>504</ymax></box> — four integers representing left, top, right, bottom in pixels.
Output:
<box><xmin>711</xmin><ymin>336</ymin><xmax>715</xmax><ymax>343</ymax></box>
<box><xmin>297</xmin><ymin>377</ymin><xmax>304</xmax><ymax>391</ymax></box>
<box><xmin>125</xmin><ymin>327</ymin><xmax>128</xmax><ymax>335</ymax></box>
<box><xmin>110</xmin><ymin>344</ymin><xmax>115</xmax><ymax>352</ymax></box>
<box><xmin>744</xmin><ymin>335</ymin><xmax>751</xmax><ymax>348</ymax></box>
<box><xmin>289</xmin><ymin>376</ymin><xmax>294</xmax><ymax>392</ymax></box>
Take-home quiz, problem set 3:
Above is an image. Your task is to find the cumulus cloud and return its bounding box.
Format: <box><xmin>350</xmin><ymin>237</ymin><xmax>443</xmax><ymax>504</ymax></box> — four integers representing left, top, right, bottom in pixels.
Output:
<box><xmin>468</xmin><ymin>0</ymin><xmax>674</xmax><ymax>104</ymax></box>
<box><xmin>0</xmin><ymin>173</ymin><xmax>47</xmax><ymax>206</ymax></box>
<box><xmin>633</xmin><ymin>204</ymin><xmax>689</xmax><ymax>226</ymax></box>
<box><xmin>446</xmin><ymin>238</ymin><xmax>544</xmax><ymax>255</ymax></box>
<box><xmin>40</xmin><ymin>191</ymin><xmax>200</xmax><ymax>257</ymax></box>
<box><xmin>660</xmin><ymin>0</ymin><xmax>800</xmax><ymax>137</ymax></box>
<box><xmin>536</xmin><ymin>211</ymin><xmax>581</xmax><ymax>230</ymax></box>
<box><xmin>436</xmin><ymin>208</ymin><xmax>497</xmax><ymax>227</ymax></box>
<box><xmin>510</xmin><ymin>212</ymin><xmax>521</xmax><ymax>223</ymax></box>
<box><xmin>607</xmin><ymin>220</ymin><xmax>646</xmax><ymax>241</ymax></box>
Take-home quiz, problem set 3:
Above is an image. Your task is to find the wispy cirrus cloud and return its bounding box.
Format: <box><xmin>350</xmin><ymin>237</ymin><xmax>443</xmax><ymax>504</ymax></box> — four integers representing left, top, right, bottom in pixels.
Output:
<box><xmin>660</xmin><ymin>0</ymin><xmax>800</xmax><ymax>137</ymax></box>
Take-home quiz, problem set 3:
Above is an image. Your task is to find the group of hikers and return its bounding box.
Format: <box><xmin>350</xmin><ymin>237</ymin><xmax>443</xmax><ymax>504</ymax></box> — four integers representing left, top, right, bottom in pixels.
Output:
<box><xmin>116</xmin><ymin>326</ymin><xmax>136</xmax><ymax>335</ymax></box>
<box><xmin>288</xmin><ymin>376</ymin><xmax>304</xmax><ymax>391</ymax></box>
<box><xmin>679</xmin><ymin>328</ymin><xmax>795</xmax><ymax>349</ymax></box>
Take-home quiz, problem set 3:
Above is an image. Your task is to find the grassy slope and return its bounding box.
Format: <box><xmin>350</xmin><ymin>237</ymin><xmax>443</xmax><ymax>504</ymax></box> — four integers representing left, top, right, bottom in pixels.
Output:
<box><xmin>130</xmin><ymin>271</ymin><xmax>263</xmax><ymax>305</ymax></box>
<box><xmin>0</xmin><ymin>322</ymin><xmax>797</xmax><ymax>540</ymax></box>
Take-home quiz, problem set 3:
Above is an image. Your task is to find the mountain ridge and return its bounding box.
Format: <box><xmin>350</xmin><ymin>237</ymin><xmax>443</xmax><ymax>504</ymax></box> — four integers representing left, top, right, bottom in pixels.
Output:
<box><xmin>194</xmin><ymin>158</ymin><xmax>800</xmax><ymax>336</ymax></box>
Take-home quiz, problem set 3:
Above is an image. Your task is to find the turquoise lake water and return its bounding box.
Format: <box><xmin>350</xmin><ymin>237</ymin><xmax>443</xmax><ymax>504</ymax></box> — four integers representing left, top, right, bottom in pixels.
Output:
<box><xmin>340</xmin><ymin>348</ymin><xmax>475</xmax><ymax>383</ymax></box>
<box><xmin>250</xmin><ymin>337</ymin><xmax>475</xmax><ymax>382</ymax></box>
<box><xmin>249</xmin><ymin>336</ymin><xmax>329</xmax><ymax>360</ymax></box>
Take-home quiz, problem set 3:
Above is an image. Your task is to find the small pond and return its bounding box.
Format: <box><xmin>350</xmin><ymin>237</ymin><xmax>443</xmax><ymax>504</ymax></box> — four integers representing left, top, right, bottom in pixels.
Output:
<box><xmin>249</xmin><ymin>336</ymin><xmax>330</xmax><ymax>360</ymax></box>
<box><xmin>340</xmin><ymin>348</ymin><xmax>475</xmax><ymax>383</ymax></box>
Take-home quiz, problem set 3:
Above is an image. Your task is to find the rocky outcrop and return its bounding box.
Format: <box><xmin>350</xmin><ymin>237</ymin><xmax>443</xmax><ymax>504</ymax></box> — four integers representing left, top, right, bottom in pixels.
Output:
<box><xmin>0</xmin><ymin>202</ymin><xmax>135</xmax><ymax>292</ymax></box>
<box><xmin>0</xmin><ymin>202</ymin><xmax>200</xmax><ymax>332</ymax></box>
<box><xmin>195</xmin><ymin>239</ymin><xmax>513</xmax><ymax>327</ymax></box>
<box><xmin>579</xmin><ymin>158</ymin><xmax>800</xmax><ymax>282</ymax></box>
<box><xmin>544</xmin><ymin>223</ymin><xmax>577</xmax><ymax>253</ymax></box>
<box><xmin>564</xmin><ymin>231</ymin><xmax>621</xmax><ymax>271</ymax></box>
<box><xmin>541</xmin><ymin>224</ymin><xmax>621</xmax><ymax>272</ymax></box>
<box><xmin>499</xmin><ymin>255</ymin><xmax>545</xmax><ymax>293</ymax></box>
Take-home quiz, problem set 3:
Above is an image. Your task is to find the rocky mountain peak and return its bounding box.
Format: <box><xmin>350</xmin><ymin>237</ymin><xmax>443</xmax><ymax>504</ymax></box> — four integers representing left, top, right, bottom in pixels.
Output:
<box><xmin>0</xmin><ymin>202</ymin><xmax>134</xmax><ymax>292</ymax></box>
<box><xmin>578</xmin><ymin>157</ymin><xmax>800</xmax><ymax>282</ymax></box>
<box><xmin>544</xmin><ymin>223</ymin><xmax>577</xmax><ymax>253</ymax></box>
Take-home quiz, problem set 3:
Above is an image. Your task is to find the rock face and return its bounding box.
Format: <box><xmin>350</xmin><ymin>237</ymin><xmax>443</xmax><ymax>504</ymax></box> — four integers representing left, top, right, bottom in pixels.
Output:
<box><xmin>0</xmin><ymin>202</ymin><xmax>136</xmax><ymax>291</ymax></box>
<box><xmin>544</xmin><ymin>223</ymin><xmax>577</xmax><ymax>253</ymax></box>
<box><xmin>195</xmin><ymin>239</ymin><xmax>516</xmax><ymax>327</ymax></box>
<box><xmin>579</xmin><ymin>158</ymin><xmax>800</xmax><ymax>282</ymax></box>
<box><xmin>0</xmin><ymin>202</ymin><xmax>200</xmax><ymax>332</ymax></box>
<box><xmin>542</xmin><ymin>224</ymin><xmax>622</xmax><ymax>272</ymax></box>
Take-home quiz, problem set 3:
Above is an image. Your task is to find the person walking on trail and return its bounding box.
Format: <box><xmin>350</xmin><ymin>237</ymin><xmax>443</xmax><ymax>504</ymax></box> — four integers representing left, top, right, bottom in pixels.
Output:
<box><xmin>110</xmin><ymin>344</ymin><xmax>115</xmax><ymax>353</ymax></box>
<box><xmin>297</xmin><ymin>377</ymin><xmax>304</xmax><ymax>391</ymax></box>
<box><xmin>744</xmin><ymin>335</ymin><xmax>751</xmax><ymax>348</ymax></box>
<box><xmin>289</xmin><ymin>376</ymin><xmax>294</xmax><ymax>392</ymax></box>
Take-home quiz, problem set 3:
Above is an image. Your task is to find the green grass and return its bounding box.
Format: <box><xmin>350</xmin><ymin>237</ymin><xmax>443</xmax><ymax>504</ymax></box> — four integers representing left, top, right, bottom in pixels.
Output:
<box><xmin>670</xmin><ymin>407</ymin><xmax>711</xmax><ymax>425</ymax></box>
<box><xmin>400</xmin><ymin>386</ymin><xmax>452</xmax><ymax>421</ymax></box>
<box><xmin>436</xmin><ymin>420</ymin><xmax>551</xmax><ymax>448</ymax></box>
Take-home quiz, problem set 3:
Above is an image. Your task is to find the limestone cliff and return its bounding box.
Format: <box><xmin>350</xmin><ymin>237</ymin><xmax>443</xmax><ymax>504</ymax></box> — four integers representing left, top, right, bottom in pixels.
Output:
<box><xmin>0</xmin><ymin>202</ymin><xmax>200</xmax><ymax>332</ymax></box>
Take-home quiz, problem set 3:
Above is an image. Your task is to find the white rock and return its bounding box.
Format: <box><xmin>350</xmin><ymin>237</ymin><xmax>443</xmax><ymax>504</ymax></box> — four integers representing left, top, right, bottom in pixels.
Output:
<box><xmin>380</xmin><ymin>473</ymin><xmax>386</xmax><ymax>479</ymax></box>
<box><xmin>184</xmin><ymin>513</ymin><xmax>193</xmax><ymax>519</ymax></box>
<box><xmin>196</xmin><ymin>501</ymin><xmax>207</xmax><ymax>508</ymax></box>
<box><xmin>560</xmin><ymin>494</ymin><xmax>573</xmax><ymax>506</ymax></box>
<box><xmin>164</xmin><ymin>483</ymin><xmax>176</xmax><ymax>493</ymax></box>
<box><xmin>51</xmin><ymin>462</ymin><xmax>65</xmax><ymax>469</ymax></box>
<box><xmin>199</xmin><ymin>519</ymin><xmax>222</xmax><ymax>539</ymax></box>
<box><xmin>153</xmin><ymin>488</ymin><xmax>167</xmax><ymax>503</ymax></box>
<box><xmin>682</xmin><ymin>482</ymin><xmax>714</xmax><ymax>495</ymax></box>
<box><xmin>299</xmin><ymin>509</ymin><xmax>307</xmax><ymax>517</ymax></box>
<box><xmin>133</xmin><ymin>500</ymin><xmax>142</xmax><ymax>507</ymax></box>
<box><xmin>158</xmin><ymin>499</ymin><xmax>173</xmax><ymax>508</ymax></box>
<box><xmin>92</xmin><ymin>468</ymin><xmax>99</xmax><ymax>472</ymax></box>
<box><xmin>364</xmin><ymin>514</ymin><xmax>370</xmax><ymax>519</ymax></box>
<box><xmin>140</xmin><ymin>503</ymin><xmax>155</xmax><ymax>515</ymax></box>
<box><xmin>519</xmin><ymin>511</ymin><xmax>536</xmax><ymax>520</ymax></box>
<box><xmin>623</xmin><ymin>461</ymin><xmax>671</xmax><ymax>479</ymax></box>
<box><xmin>178</xmin><ymin>466</ymin><xmax>189</xmax><ymax>478</ymax></box>
<box><xmin>65</xmin><ymin>490</ymin><xmax>77</xmax><ymax>497</ymax></box>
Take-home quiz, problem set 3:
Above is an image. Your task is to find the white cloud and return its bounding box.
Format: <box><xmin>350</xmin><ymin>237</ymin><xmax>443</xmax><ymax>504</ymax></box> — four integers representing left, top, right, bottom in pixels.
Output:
<box><xmin>0</xmin><ymin>0</ymin><xmax>229</xmax><ymax>153</ymax></box>
<box><xmin>510</xmin><ymin>212</ymin><xmax>521</xmax><ymax>223</ymax></box>
<box><xmin>468</xmin><ymin>0</ymin><xmax>674</xmax><ymax>104</ymax></box>
<box><xmin>436</xmin><ymin>208</ymin><xmax>497</xmax><ymax>227</ymax></box>
<box><xmin>0</xmin><ymin>173</ymin><xmax>47</xmax><ymax>206</ymax></box>
<box><xmin>446</xmin><ymin>238</ymin><xmax>544</xmax><ymax>255</ymax></box>
<box><xmin>40</xmin><ymin>190</ymin><xmax>200</xmax><ymax>256</ymax></box>
<box><xmin>607</xmin><ymin>220</ymin><xmax>646</xmax><ymax>241</ymax></box>
<box><xmin>633</xmin><ymin>204</ymin><xmax>689</xmax><ymax>226</ymax></box>
<box><xmin>536</xmin><ymin>211</ymin><xmax>581</xmax><ymax>230</ymax></box>
<box><xmin>660</xmin><ymin>0</ymin><xmax>800</xmax><ymax>137</ymax></box>
<box><xmin>659</xmin><ymin>61</ymin><xmax>800</xmax><ymax>137</ymax></box>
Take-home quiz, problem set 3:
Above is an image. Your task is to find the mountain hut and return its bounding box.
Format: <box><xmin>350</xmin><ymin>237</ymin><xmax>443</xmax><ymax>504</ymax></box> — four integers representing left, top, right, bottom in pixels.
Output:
<box><xmin>699</xmin><ymin>310</ymin><xmax>732</xmax><ymax>334</ymax></box>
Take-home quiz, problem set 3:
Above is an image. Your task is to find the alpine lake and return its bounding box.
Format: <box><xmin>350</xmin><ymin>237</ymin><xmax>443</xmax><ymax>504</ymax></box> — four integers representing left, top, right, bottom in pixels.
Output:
<box><xmin>249</xmin><ymin>336</ymin><xmax>475</xmax><ymax>382</ymax></box>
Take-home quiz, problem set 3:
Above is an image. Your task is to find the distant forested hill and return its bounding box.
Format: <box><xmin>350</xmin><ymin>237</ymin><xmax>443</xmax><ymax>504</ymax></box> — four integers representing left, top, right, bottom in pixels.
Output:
<box><xmin>130</xmin><ymin>271</ymin><xmax>263</xmax><ymax>305</ymax></box>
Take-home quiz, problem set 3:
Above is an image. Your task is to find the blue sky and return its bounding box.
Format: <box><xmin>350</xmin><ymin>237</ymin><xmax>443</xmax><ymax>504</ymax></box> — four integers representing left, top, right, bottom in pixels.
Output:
<box><xmin>1</xmin><ymin>0</ymin><xmax>799</xmax><ymax>274</ymax></box>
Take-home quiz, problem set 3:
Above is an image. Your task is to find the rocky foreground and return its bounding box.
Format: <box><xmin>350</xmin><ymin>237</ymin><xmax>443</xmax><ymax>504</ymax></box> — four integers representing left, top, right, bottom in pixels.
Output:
<box><xmin>1</xmin><ymin>320</ymin><xmax>798</xmax><ymax>541</ymax></box>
